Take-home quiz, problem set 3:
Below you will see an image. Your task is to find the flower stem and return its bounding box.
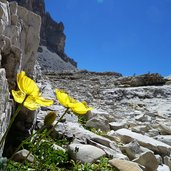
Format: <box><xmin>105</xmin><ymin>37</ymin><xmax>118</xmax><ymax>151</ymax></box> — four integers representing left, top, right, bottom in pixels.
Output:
<box><xmin>0</xmin><ymin>104</ymin><xmax>22</xmax><ymax>149</ymax></box>
<box><xmin>46</xmin><ymin>108</ymin><xmax>69</xmax><ymax>136</ymax></box>
<box><xmin>22</xmin><ymin>108</ymin><xmax>69</xmax><ymax>164</ymax></box>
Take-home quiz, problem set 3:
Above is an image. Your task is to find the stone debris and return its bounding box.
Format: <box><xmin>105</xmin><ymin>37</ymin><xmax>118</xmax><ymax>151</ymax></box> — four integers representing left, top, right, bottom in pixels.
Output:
<box><xmin>42</xmin><ymin>70</ymin><xmax>171</xmax><ymax>169</ymax></box>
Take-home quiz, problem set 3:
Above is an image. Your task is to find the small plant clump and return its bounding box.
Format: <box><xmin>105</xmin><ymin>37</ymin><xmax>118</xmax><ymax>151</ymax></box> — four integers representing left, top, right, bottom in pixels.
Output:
<box><xmin>5</xmin><ymin>135</ymin><xmax>116</xmax><ymax>170</ymax></box>
<box><xmin>6</xmin><ymin>143</ymin><xmax>116</xmax><ymax>171</ymax></box>
<box><xmin>72</xmin><ymin>157</ymin><xmax>118</xmax><ymax>171</ymax></box>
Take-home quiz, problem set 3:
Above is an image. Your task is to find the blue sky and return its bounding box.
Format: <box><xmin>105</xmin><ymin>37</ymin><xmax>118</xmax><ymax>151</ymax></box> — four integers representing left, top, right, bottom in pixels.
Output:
<box><xmin>45</xmin><ymin>0</ymin><xmax>171</xmax><ymax>76</ymax></box>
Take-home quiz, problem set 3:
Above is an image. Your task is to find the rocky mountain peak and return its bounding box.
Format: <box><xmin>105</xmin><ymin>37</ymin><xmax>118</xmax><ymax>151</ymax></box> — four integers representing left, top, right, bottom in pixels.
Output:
<box><xmin>8</xmin><ymin>0</ymin><xmax>77</xmax><ymax>68</ymax></box>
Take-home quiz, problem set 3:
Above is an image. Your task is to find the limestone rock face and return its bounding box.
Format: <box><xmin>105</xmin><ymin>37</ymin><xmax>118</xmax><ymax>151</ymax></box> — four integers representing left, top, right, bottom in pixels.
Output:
<box><xmin>0</xmin><ymin>0</ymin><xmax>41</xmax><ymax>157</ymax></box>
<box><xmin>0</xmin><ymin>0</ymin><xmax>41</xmax><ymax>88</ymax></box>
<box><xmin>0</xmin><ymin>69</ymin><xmax>12</xmax><ymax>156</ymax></box>
<box><xmin>8</xmin><ymin>0</ymin><xmax>77</xmax><ymax>69</ymax></box>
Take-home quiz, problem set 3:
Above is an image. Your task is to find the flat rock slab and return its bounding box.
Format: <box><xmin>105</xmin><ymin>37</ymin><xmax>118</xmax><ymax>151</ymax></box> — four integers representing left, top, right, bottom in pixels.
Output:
<box><xmin>157</xmin><ymin>164</ymin><xmax>170</xmax><ymax>171</ymax></box>
<box><xmin>68</xmin><ymin>143</ymin><xmax>106</xmax><ymax>163</ymax></box>
<box><xmin>116</xmin><ymin>128</ymin><xmax>171</xmax><ymax>155</ymax></box>
<box><xmin>109</xmin><ymin>159</ymin><xmax>143</xmax><ymax>171</ymax></box>
<box><xmin>155</xmin><ymin>135</ymin><xmax>171</xmax><ymax>146</ymax></box>
<box><xmin>133</xmin><ymin>151</ymin><xmax>158</xmax><ymax>171</ymax></box>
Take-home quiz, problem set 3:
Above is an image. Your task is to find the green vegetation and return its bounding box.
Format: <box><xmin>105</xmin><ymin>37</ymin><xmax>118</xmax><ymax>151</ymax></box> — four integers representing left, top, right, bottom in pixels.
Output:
<box><xmin>5</xmin><ymin>135</ymin><xmax>116</xmax><ymax>171</ymax></box>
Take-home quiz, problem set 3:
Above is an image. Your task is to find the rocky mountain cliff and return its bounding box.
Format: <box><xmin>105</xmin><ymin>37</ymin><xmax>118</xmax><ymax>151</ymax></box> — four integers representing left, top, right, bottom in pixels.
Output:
<box><xmin>8</xmin><ymin>0</ymin><xmax>77</xmax><ymax>71</ymax></box>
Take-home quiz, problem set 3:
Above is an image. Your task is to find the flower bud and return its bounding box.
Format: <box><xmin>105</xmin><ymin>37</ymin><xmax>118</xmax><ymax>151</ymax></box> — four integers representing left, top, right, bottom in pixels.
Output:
<box><xmin>44</xmin><ymin>112</ymin><xmax>57</xmax><ymax>126</ymax></box>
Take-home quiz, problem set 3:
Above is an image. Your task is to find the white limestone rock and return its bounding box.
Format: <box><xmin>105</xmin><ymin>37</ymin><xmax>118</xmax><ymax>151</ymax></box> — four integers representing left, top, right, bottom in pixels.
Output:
<box><xmin>109</xmin><ymin>121</ymin><xmax>127</xmax><ymax>131</ymax></box>
<box><xmin>121</xmin><ymin>140</ymin><xmax>151</xmax><ymax>160</ymax></box>
<box><xmin>109</xmin><ymin>159</ymin><xmax>143</xmax><ymax>171</ymax></box>
<box><xmin>116</xmin><ymin>128</ymin><xmax>171</xmax><ymax>155</ymax></box>
<box><xmin>87</xmin><ymin>109</ymin><xmax>113</xmax><ymax>120</ymax></box>
<box><xmin>155</xmin><ymin>135</ymin><xmax>171</xmax><ymax>146</ymax></box>
<box><xmin>133</xmin><ymin>151</ymin><xmax>158</xmax><ymax>171</ymax></box>
<box><xmin>88</xmin><ymin>139</ymin><xmax>128</xmax><ymax>159</ymax></box>
<box><xmin>158</xmin><ymin>123</ymin><xmax>171</xmax><ymax>135</ymax></box>
<box><xmin>157</xmin><ymin>164</ymin><xmax>170</xmax><ymax>171</ymax></box>
<box><xmin>11</xmin><ymin>149</ymin><xmax>34</xmax><ymax>163</ymax></box>
<box><xmin>68</xmin><ymin>143</ymin><xmax>106</xmax><ymax>163</ymax></box>
<box><xmin>86</xmin><ymin>115</ymin><xmax>110</xmax><ymax>131</ymax></box>
<box><xmin>164</xmin><ymin>156</ymin><xmax>171</xmax><ymax>170</ymax></box>
<box><xmin>52</xmin><ymin>144</ymin><xmax>66</xmax><ymax>153</ymax></box>
<box><xmin>54</xmin><ymin>122</ymin><xmax>127</xmax><ymax>158</ymax></box>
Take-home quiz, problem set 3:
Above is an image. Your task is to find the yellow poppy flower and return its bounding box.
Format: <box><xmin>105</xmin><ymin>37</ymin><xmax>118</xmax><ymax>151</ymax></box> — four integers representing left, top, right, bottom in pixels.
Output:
<box><xmin>69</xmin><ymin>101</ymin><xmax>93</xmax><ymax>115</ymax></box>
<box><xmin>17</xmin><ymin>71</ymin><xmax>39</xmax><ymax>96</ymax></box>
<box><xmin>12</xmin><ymin>71</ymin><xmax>54</xmax><ymax>110</ymax></box>
<box><xmin>55</xmin><ymin>89</ymin><xmax>77</xmax><ymax>108</ymax></box>
<box><xmin>55</xmin><ymin>89</ymin><xmax>93</xmax><ymax>115</ymax></box>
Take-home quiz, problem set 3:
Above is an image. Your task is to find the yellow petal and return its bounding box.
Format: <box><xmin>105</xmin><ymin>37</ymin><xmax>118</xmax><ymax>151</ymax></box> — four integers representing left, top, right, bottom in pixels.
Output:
<box><xmin>23</xmin><ymin>96</ymin><xmax>41</xmax><ymax>110</ymax></box>
<box><xmin>55</xmin><ymin>89</ymin><xmax>74</xmax><ymax>108</ymax></box>
<box><xmin>17</xmin><ymin>71</ymin><xmax>26</xmax><ymax>91</ymax></box>
<box><xmin>35</xmin><ymin>96</ymin><xmax>54</xmax><ymax>106</ymax></box>
<box><xmin>70</xmin><ymin>102</ymin><xmax>93</xmax><ymax>115</ymax></box>
<box><xmin>17</xmin><ymin>71</ymin><xmax>39</xmax><ymax>96</ymax></box>
<box><xmin>12</xmin><ymin>90</ymin><xmax>26</xmax><ymax>104</ymax></box>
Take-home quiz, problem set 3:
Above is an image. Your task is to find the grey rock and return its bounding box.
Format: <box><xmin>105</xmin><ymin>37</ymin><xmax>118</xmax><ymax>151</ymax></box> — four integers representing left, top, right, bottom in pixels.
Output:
<box><xmin>131</xmin><ymin>125</ymin><xmax>151</xmax><ymax>134</ymax></box>
<box><xmin>164</xmin><ymin>156</ymin><xmax>171</xmax><ymax>170</ymax></box>
<box><xmin>133</xmin><ymin>151</ymin><xmax>158</xmax><ymax>171</ymax></box>
<box><xmin>87</xmin><ymin>109</ymin><xmax>114</xmax><ymax>121</ymax></box>
<box><xmin>157</xmin><ymin>164</ymin><xmax>170</xmax><ymax>171</ymax></box>
<box><xmin>0</xmin><ymin>69</ymin><xmax>11</xmax><ymax>156</ymax></box>
<box><xmin>155</xmin><ymin>135</ymin><xmax>171</xmax><ymax>146</ymax></box>
<box><xmin>9</xmin><ymin>1</ymin><xmax>18</xmax><ymax>15</ymax></box>
<box><xmin>155</xmin><ymin>154</ymin><xmax>163</xmax><ymax>165</ymax></box>
<box><xmin>0</xmin><ymin>0</ymin><xmax>41</xmax><ymax>87</ymax></box>
<box><xmin>88</xmin><ymin>139</ymin><xmax>128</xmax><ymax>159</ymax></box>
<box><xmin>0</xmin><ymin>0</ymin><xmax>43</xmax><ymax>157</ymax></box>
<box><xmin>68</xmin><ymin>143</ymin><xmax>105</xmax><ymax>163</ymax></box>
<box><xmin>116</xmin><ymin>73</ymin><xmax>166</xmax><ymax>87</ymax></box>
<box><xmin>109</xmin><ymin>159</ymin><xmax>143</xmax><ymax>171</ymax></box>
<box><xmin>158</xmin><ymin>123</ymin><xmax>171</xmax><ymax>135</ymax></box>
<box><xmin>52</xmin><ymin>144</ymin><xmax>66</xmax><ymax>153</ymax></box>
<box><xmin>116</xmin><ymin>128</ymin><xmax>171</xmax><ymax>155</ymax></box>
<box><xmin>8</xmin><ymin>0</ymin><xmax>77</xmax><ymax>70</ymax></box>
<box><xmin>53</xmin><ymin>122</ymin><xmax>127</xmax><ymax>158</ymax></box>
<box><xmin>11</xmin><ymin>149</ymin><xmax>34</xmax><ymax>163</ymax></box>
<box><xmin>121</xmin><ymin>140</ymin><xmax>151</xmax><ymax>160</ymax></box>
<box><xmin>86</xmin><ymin>115</ymin><xmax>110</xmax><ymax>132</ymax></box>
<box><xmin>109</xmin><ymin>121</ymin><xmax>127</xmax><ymax>131</ymax></box>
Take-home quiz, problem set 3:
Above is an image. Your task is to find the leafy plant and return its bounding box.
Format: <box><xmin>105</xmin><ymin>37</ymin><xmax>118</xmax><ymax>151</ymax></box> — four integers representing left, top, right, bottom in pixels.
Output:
<box><xmin>6</xmin><ymin>136</ymin><xmax>69</xmax><ymax>171</ymax></box>
<box><xmin>71</xmin><ymin>157</ymin><xmax>117</xmax><ymax>171</ymax></box>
